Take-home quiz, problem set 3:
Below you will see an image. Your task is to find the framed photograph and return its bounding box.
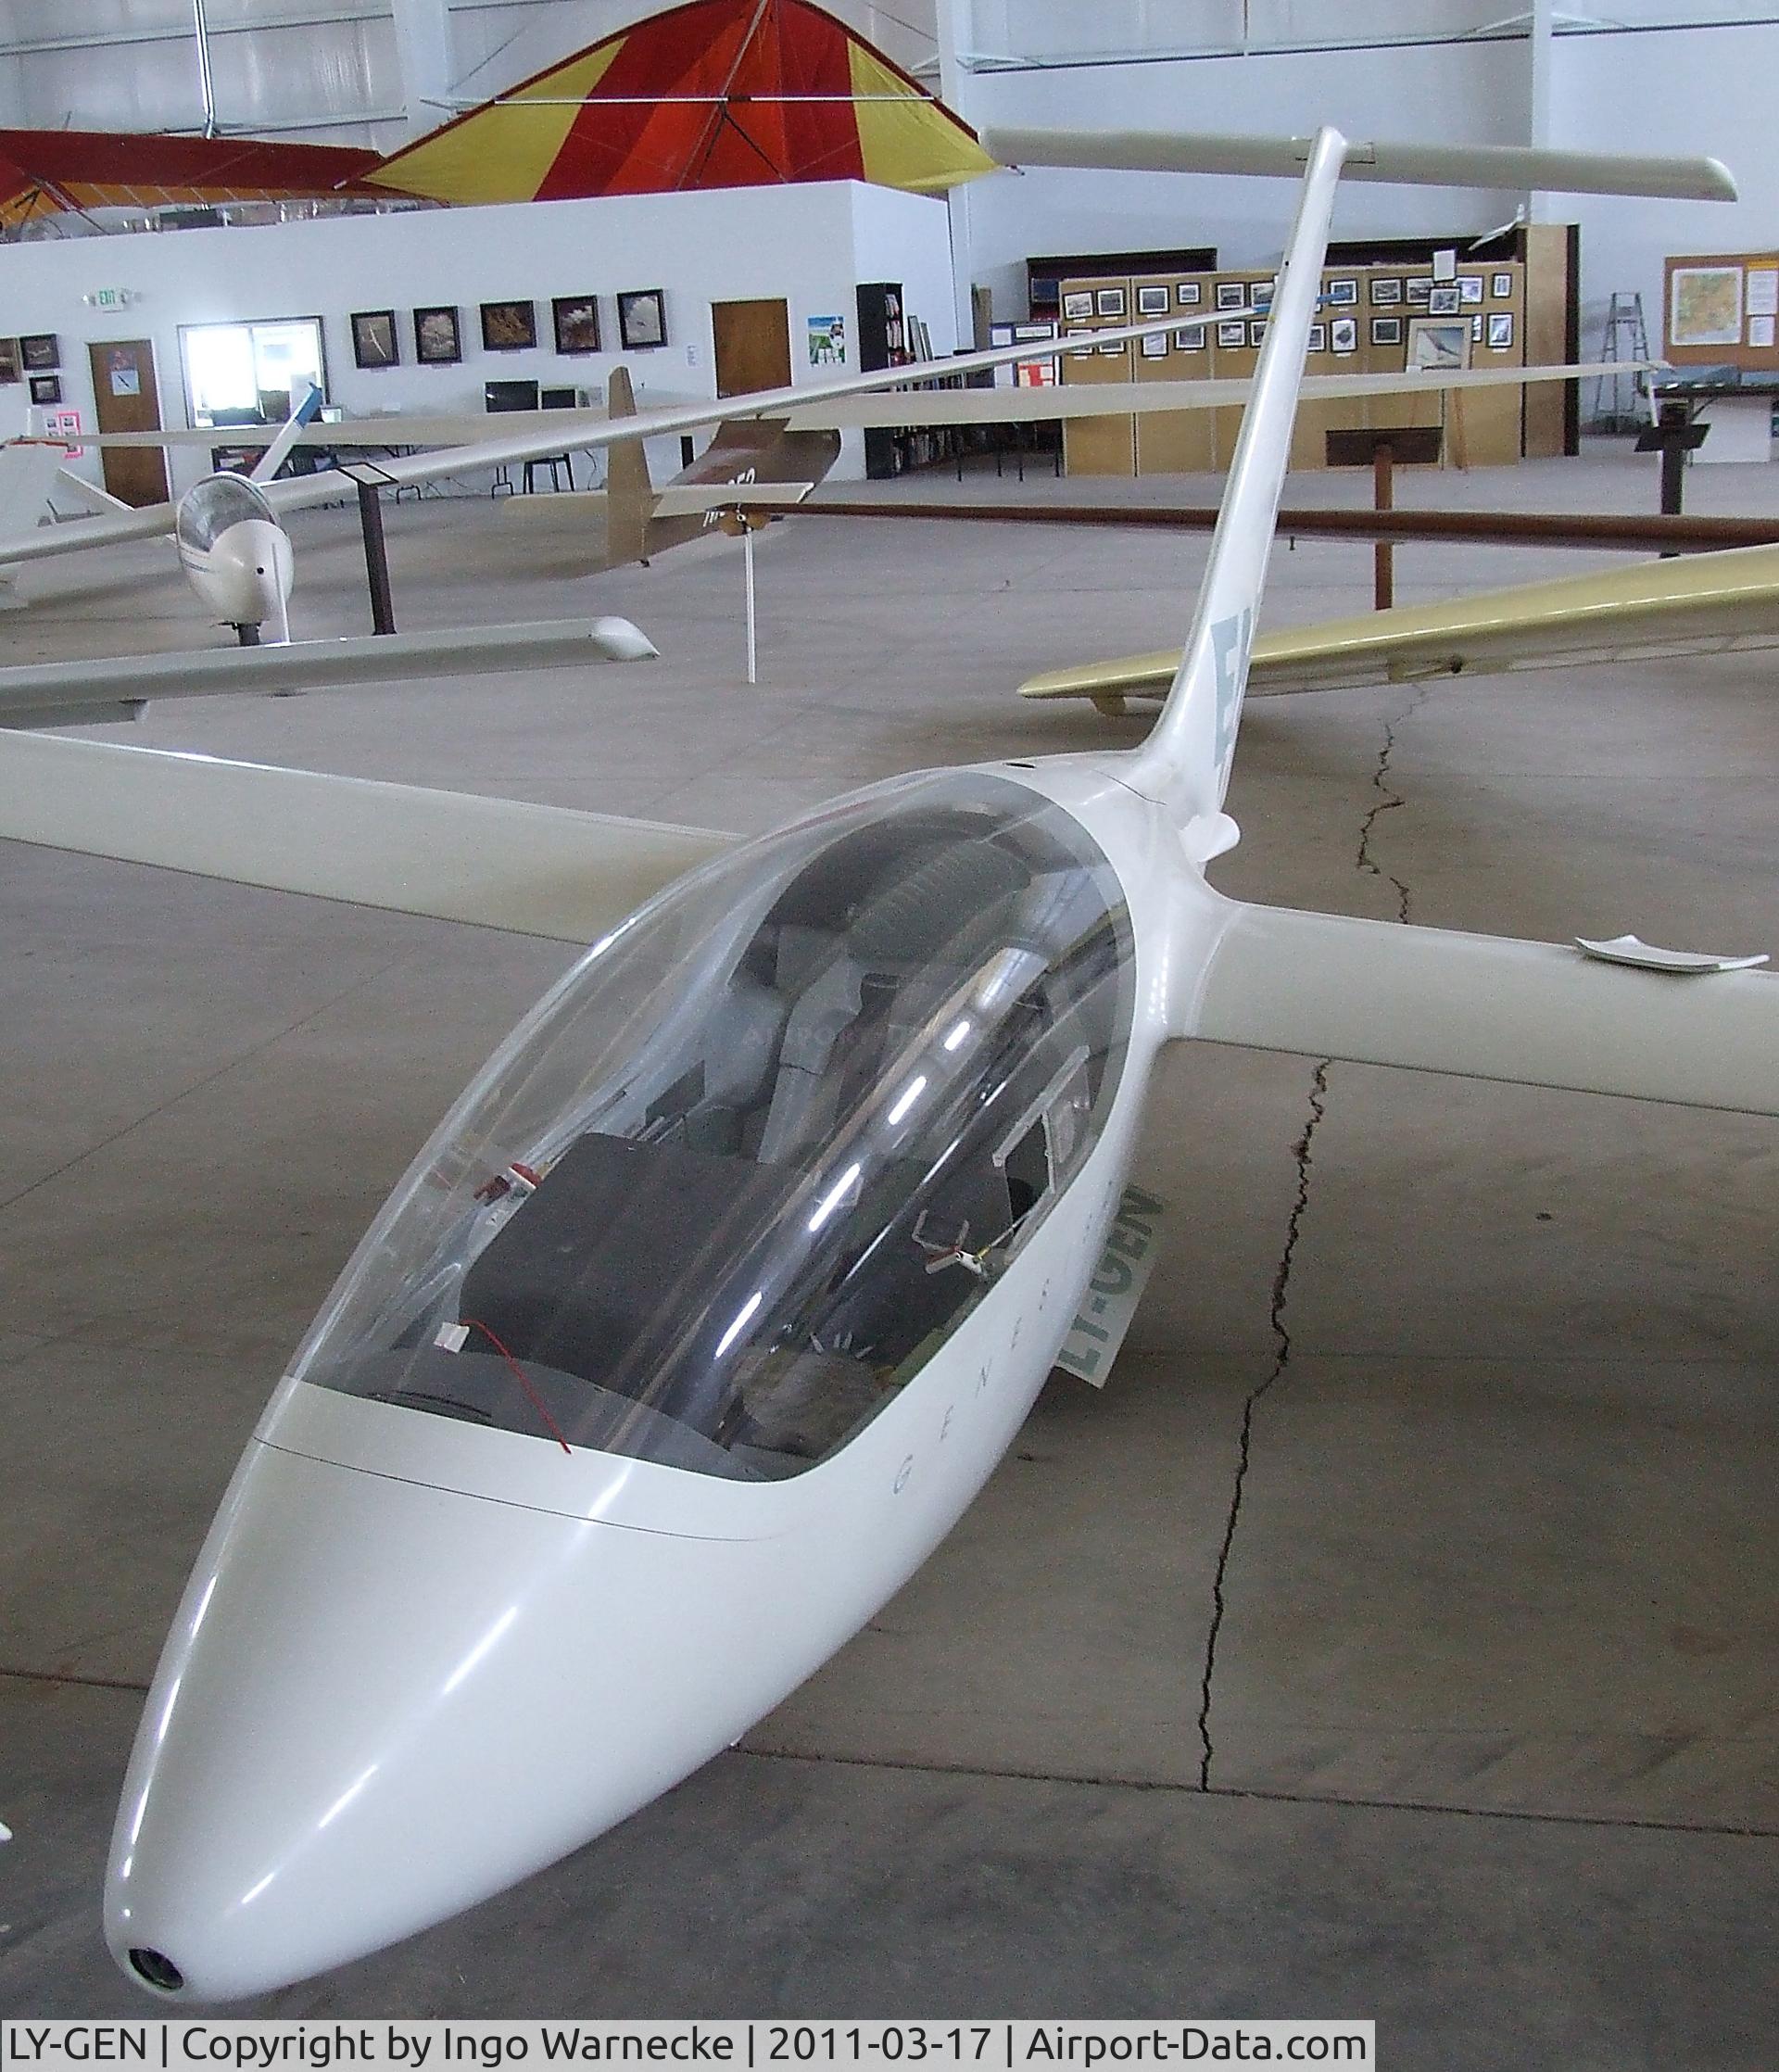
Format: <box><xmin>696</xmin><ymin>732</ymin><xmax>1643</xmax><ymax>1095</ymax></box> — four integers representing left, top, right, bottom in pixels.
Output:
<box><xmin>1458</xmin><ymin>274</ymin><xmax>1484</xmax><ymax>305</ymax></box>
<box><xmin>1427</xmin><ymin>284</ymin><xmax>1463</xmax><ymax>317</ymax></box>
<box><xmin>1370</xmin><ymin>315</ymin><xmax>1403</xmax><ymax>347</ymax></box>
<box><xmin>1406</xmin><ymin>315</ymin><xmax>1471</xmax><ymax>373</ymax></box>
<box><xmin>1248</xmin><ymin>319</ymin><xmax>1268</xmax><ymax>347</ymax></box>
<box><xmin>1174</xmin><ymin>324</ymin><xmax>1205</xmax><ymax>350</ymax></box>
<box><xmin>551</xmin><ymin>296</ymin><xmax>602</xmax><ymax>355</ymax></box>
<box><xmin>1096</xmin><ymin>337</ymin><xmax>1126</xmax><ymax>356</ymax></box>
<box><xmin>1252</xmin><ymin>279</ymin><xmax>1275</xmax><ymax>310</ymax></box>
<box><xmin>1471</xmin><ymin>313</ymin><xmax>1485</xmax><ymax>343</ymax></box>
<box><xmin>1405</xmin><ymin>276</ymin><xmax>1433</xmax><ymax>307</ymax></box>
<box><xmin>1331</xmin><ymin>315</ymin><xmax>1357</xmax><ymax>355</ymax></box>
<box><xmin>1066</xmin><ymin>329</ymin><xmax>1095</xmax><ymax>360</ymax></box>
<box><xmin>1487</xmin><ymin>311</ymin><xmax>1515</xmax><ymax>350</ymax></box>
<box><xmin>1491</xmin><ymin>271</ymin><xmax>1514</xmax><ymax>299</ymax></box>
<box><xmin>1062</xmin><ymin>290</ymin><xmax>1093</xmax><ymax>321</ymax></box>
<box><xmin>1217</xmin><ymin>319</ymin><xmax>1246</xmax><ymax>347</ymax></box>
<box><xmin>19</xmin><ymin>334</ymin><xmax>57</xmax><ymax>372</ymax></box>
<box><xmin>1177</xmin><ymin>281</ymin><xmax>1201</xmax><ymax>307</ymax></box>
<box><xmin>1326</xmin><ymin>278</ymin><xmax>1357</xmax><ymax>307</ymax></box>
<box><xmin>1216</xmin><ymin>281</ymin><xmax>1246</xmax><ymax>310</ymax></box>
<box><xmin>1670</xmin><ymin>265</ymin><xmax>1743</xmax><ymax>348</ymax></box>
<box><xmin>1140</xmin><ymin>330</ymin><xmax>1168</xmax><ymax>359</ymax></box>
<box><xmin>616</xmin><ymin>289</ymin><xmax>666</xmax><ymax>348</ymax></box>
<box><xmin>28</xmin><ymin>373</ymin><xmax>61</xmax><ymax>404</ymax></box>
<box><xmin>1094</xmin><ymin>286</ymin><xmax>1127</xmax><ymax>318</ymax></box>
<box><xmin>480</xmin><ymin>298</ymin><xmax>536</xmax><ymax>351</ymax></box>
<box><xmin>1306</xmin><ymin>322</ymin><xmax>1326</xmax><ymax>353</ymax></box>
<box><xmin>0</xmin><ymin>339</ymin><xmax>18</xmax><ymax>384</ymax></box>
<box><xmin>1136</xmin><ymin>284</ymin><xmax>1169</xmax><ymax>316</ymax></box>
<box><xmin>350</xmin><ymin>309</ymin><xmax>398</xmax><ymax>369</ymax></box>
<box><xmin>1369</xmin><ymin>276</ymin><xmax>1403</xmax><ymax>307</ymax></box>
<box><xmin>413</xmin><ymin>306</ymin><xmax>461</xmax><ymax>364</ymax></box>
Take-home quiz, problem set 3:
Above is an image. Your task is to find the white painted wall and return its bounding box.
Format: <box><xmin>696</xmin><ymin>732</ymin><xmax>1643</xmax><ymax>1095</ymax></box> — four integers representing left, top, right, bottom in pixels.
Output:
<box><xmin>0</xmin><ymin>179</ymin><xmax>956</xmax><ymax>494</ymax></box>
<box><xmin>1548</xmin><ymin>24</ymin><xmax>1779</xmax><ymax>358</ymax></box>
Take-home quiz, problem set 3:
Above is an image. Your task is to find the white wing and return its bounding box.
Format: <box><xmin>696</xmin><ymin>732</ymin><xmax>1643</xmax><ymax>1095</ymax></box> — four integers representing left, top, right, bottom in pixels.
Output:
<box><xmin>0</xmin><ymin>617</ymin><xmax>657</xmax><ymax>729</ymax></box>
<box><xmin>0</xmin><ymin>731</ymin><xmax>732</xmax><ymax>944</ymax></box>
<box><xmin>1186</xmin><ymin>898</ymin><xmax>1779</xmax><ymax>1118</ymax></box>
<box><xmin>786</xmin><ymin>360</ymin><xmax>1635</xmax><ymax>432</ymax></box>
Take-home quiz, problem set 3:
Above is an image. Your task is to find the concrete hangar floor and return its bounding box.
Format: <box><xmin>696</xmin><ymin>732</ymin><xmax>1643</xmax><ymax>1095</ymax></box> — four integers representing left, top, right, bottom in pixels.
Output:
<box><xmin>0</xmin><ymin>446</ymin><xmax>1773</xmax><ymax>2063</ymax></box>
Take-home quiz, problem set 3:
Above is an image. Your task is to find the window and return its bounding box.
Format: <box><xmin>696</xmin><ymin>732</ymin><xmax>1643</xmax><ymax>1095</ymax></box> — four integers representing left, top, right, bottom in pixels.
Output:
<box><xmin>180</xmin><ymin>317</ymin><xmax>325</xmax><ymax>427</ymax></box>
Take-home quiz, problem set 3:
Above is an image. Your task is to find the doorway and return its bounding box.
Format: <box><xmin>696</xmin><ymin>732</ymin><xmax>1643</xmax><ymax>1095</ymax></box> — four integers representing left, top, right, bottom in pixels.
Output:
<box><xmin>712</xmin><ymin>298</ymin><xmax>791</xmax><ymax>398</ymax></box>
<box><xmin>88</xmin><ymin>339</ymin><xmax>170</xmax><ymax>507</ymax></box>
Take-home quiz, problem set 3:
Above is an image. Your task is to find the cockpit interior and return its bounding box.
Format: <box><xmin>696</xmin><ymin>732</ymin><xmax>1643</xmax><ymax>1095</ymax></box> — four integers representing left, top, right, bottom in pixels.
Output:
<box><xmin>297</xmin><ymin>774</ymin><xmax>1135</xmax><ymax>1480</ymax></box>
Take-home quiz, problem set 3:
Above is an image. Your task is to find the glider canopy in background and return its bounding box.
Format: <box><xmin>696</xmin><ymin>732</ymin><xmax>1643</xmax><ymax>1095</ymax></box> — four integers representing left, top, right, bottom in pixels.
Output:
<box><xmin>0</xmin><ymin>129</ymin><xmax>379</xmax><ymax>228</ymax></box>
<box><xmin>364</xmin><ymin>0</ymin><xmax>995</xmax><ymax>204</ymax></box>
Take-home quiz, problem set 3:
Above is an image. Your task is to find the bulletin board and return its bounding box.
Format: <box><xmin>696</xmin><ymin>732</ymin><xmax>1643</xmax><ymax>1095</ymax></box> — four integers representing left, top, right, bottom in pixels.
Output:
<box><xmin>1662</xmin><ymin>251</ymin><xmax>1779</xmax><ymax>369</ymax></box>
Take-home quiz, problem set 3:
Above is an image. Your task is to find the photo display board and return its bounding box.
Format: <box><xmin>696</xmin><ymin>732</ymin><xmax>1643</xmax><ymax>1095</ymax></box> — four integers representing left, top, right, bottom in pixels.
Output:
<box><xmin>1058</xmin><ymin>260</ymin><xmax>1528</xmax><ymax>476</ymax></box>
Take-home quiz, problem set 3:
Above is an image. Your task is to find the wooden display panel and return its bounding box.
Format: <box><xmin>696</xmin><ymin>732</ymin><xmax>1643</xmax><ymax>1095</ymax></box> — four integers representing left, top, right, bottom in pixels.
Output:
<box><xmin>1662</xmin><ymin>250</ymin><xmax>1779</xmax><ymax>371</ymax></box>
<box><xmin>1205</xmin><ymin>272</ymin><xmax>1266</xmax><ymax>471</ymax></box>
<box><xmin>1458</xmin><ymin>260</ymin><xmax>1526</xmax><ymax>468</ymax></box>
<box><xmin>1520</xmin><ymin>228</ymin><xmax>1569</xmax><ymax>458</ymax></box>
<box><xmin>1131</xmin><ymin>272</ymin><xmax>1216</xmax><ymax>474</ymax></box>
<box><xmin>1060</xmin><ymin>275</ymin><xmax>1136</xmax><ymax>476</ymax></box>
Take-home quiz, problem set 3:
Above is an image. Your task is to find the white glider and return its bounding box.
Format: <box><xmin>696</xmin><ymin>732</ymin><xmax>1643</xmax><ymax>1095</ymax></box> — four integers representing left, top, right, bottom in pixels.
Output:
<box><xmin>0</xmin><ymin>128</ymin><xmax>1767</xmax><ymax>2003</ymax></box>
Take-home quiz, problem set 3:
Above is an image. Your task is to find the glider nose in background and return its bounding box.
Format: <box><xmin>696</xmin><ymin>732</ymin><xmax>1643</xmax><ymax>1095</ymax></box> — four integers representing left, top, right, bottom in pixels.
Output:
<box><xmin>104</xmin><ymin>1425</ymin><xmax>776</xmax><ymax>2002</ymax></box>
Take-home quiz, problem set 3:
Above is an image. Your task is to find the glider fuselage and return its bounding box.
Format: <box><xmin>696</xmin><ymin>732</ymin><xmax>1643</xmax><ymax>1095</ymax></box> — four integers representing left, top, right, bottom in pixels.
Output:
<box><xmin>107</xmin><ymin>755</ymin><xmax>1218</xmax><ymax>2003</ymax></box>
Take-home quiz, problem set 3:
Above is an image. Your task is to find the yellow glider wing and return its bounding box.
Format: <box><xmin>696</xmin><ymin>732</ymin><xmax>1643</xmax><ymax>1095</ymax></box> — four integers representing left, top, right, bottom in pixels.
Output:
<box><xmin>1019</xmin><ymin>542</ymin><xmax>1779</xmax><ymax>713</ymax></box>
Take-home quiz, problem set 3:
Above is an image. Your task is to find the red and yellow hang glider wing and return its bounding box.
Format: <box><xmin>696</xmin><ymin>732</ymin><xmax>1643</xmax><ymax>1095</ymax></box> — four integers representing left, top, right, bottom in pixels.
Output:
<box><xmin>366</xmin><ymin>0</ymin><xmax>994</xmax><ymax>206</ymax></box>
<box><xmin>0</xmin><ymin>129</ymin><xmax>380</xmax><ymax>227</ymax></box>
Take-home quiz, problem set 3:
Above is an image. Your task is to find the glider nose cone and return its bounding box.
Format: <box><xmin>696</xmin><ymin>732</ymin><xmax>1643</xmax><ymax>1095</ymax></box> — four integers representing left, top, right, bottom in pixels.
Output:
<box><xmin>105</xmin><ymin>1434</ymin><xmax>697</xmax><ymax>2001</ymax></box>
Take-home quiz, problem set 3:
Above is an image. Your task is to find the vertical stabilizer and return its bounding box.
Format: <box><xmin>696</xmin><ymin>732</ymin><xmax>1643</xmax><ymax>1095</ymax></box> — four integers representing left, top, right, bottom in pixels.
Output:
<box><xmin>1129</xmin><ymin>127</ymin><xmax>1348</xmax><ymax>845</ymax></box>
<box><xmin>249</xmin><ymin>379</ymin><xmax>323</xmax><ymax>486</ymax></box>
<box><xmin>603</xmin><ymin>364</ymin><xmax>655</xmax><ymax>565</ymax></box>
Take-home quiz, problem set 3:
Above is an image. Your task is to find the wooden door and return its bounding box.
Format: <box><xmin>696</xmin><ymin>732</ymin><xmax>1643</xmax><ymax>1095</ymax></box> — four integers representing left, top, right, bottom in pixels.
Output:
<box><xmin>88</xmin><ymin>338</ymin><xmax>169</xmax><ymax>506</ymax></box>
<box><xmin>712</xmin><ymin>298</ymin><xmax>791</xmax><ymax>398</ymax></box>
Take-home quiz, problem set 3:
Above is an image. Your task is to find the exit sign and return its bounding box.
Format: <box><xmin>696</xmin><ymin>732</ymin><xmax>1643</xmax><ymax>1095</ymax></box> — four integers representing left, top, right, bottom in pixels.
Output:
<box><xmin>86</xmin><ymin>287</ymin><xmax>134</xmax><ymax>310</ymax></box>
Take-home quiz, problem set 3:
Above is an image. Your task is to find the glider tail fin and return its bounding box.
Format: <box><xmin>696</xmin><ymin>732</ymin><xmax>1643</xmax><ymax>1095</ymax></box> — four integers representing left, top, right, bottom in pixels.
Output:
<box><xmin>604</xmin><ymin>365</ymin><xmax>655</xmax><ymax>565</ymax></box>
<box><xmin>249</xmin><ymin>379</ymin><xmax>323</xmax><ymax>486</ymax></box>
<box><xmin>1128</xmin><ymin>126</ymin><xmax>1349</xmax><ymax>844</ymax></box>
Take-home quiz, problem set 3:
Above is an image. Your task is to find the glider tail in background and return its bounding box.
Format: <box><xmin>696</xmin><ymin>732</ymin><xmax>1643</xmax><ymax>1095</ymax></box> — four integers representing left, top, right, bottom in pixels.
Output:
<box><xmin>603</xmin><ymin>365</ymin><xmax>654</xmax><ymax>566</ymax></box>
<box><xmin>248</xmin><ymin>379</ymin><xmax>324</xmax><ymax>486</ymax></box>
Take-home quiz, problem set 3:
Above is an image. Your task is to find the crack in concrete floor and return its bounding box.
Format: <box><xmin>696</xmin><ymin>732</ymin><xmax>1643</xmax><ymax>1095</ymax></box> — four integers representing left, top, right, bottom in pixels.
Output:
<box><xmin>1197</xmin><ymin>692</ymin><xmax>1428</xmax><ymax>1789</ymax></box>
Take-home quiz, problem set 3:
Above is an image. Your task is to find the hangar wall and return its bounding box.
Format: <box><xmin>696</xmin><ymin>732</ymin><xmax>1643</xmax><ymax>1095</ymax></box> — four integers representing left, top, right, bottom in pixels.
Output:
<box><xmin>956</xmin><ymin>16</ymin><xmax>1779</xmax><ymax>366</ymax></box>
<box><xmin>0</xmin><ymin>179</ymin><xmax>958</xmax><ymax>494</ymax></box>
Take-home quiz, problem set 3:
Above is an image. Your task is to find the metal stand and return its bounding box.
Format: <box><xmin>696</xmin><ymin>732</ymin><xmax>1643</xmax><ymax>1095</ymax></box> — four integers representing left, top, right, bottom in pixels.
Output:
<box><xmin>1634</xmin><ymin>404</ymin><xmax>1710</xmax><ymax>556</ymax></box>
<box><xmin>743</xmin><ymin>521</ymin><xmax>758</xmax><ymax>686</ymax></box>
<box><xmin>1372</xmin><ymin>439</ymin><xmax>1395</xmax><ymax>612</ymax></box>
<box><xmin>336</xmin><ymin>459</ymin><xmax>400</xmax><ymax>634</ymax></box>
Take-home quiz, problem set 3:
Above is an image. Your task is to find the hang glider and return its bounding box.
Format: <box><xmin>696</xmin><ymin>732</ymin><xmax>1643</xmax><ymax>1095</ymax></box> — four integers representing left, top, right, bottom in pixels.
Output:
<box><xmin>1018</xmin><ymin>542</ymin><xmax>1779</xmax><ymax>711</ymax></box>
<box><xmin>364</xmin><ymin>0</ymin><xmax>995</xmax><ymax>205</ymax></box>
<box><xmin>6</xmin><ymin>122</ymin><xmax>1776</xmax><ymax>2006</ymax></box>
<box><xmin>0</xmin><ymin>127</ymin><xmax>378</xmax><ymax>227</ymax></box>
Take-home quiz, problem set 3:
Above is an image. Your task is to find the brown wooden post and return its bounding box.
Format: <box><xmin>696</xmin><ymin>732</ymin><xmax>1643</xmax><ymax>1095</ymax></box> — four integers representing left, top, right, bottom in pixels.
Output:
<box><xmin>1373</xmin><ymin>437</ymin><xmax>1394</xmax><ymax>612</ymax></box>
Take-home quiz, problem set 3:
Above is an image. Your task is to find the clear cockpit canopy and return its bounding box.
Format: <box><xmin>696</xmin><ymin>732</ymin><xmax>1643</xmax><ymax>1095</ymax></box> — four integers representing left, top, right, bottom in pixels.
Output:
<box><xmin>175</xmin><ymin>472</ymin><xmax>275</xmax><ymax>555</ymax></box>
<box><xmin>294</xmin><ymin>771</ymin><xmax>1136</xmax><ymax>1480</ymax></box>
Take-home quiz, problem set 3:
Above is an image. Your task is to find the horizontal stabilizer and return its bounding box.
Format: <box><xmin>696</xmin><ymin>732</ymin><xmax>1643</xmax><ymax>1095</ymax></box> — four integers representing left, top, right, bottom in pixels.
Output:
<box><xmin>1188</xmin><ymin>899</ymin><xmax>1779</xmax><ymax>1117</ymax></box>
<box><xmin>650</xmin><ymin>481</ymin><xmax>817</xmax><ymax>516</ymax></box>
<box><xmin>0</xmin><ymin>616</ymin><xmax>658</xmax><ymax>726</ymax></box>
<box><xmin>0</xmin><ymin>734</ymin><xmax>731</xmax><ymax>942</ymax></box>
<box><xmin>1020</xmin><ymin>543</ymin><xmax>1779</xmax><ymax>707</ymax></box>
<box><xmin>986</xmin><ymin>125</ymin><xmax>1736</xmax><ymax>200</ymax></box>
